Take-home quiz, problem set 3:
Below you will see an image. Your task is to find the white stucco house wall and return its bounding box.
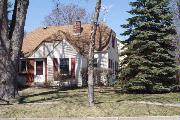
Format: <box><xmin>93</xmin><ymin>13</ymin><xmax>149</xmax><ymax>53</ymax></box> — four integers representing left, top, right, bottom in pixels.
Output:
<box><xmin>18</xmin><ymin>21</ymin><xmax>119</xmax><ymax>87</ymax></box>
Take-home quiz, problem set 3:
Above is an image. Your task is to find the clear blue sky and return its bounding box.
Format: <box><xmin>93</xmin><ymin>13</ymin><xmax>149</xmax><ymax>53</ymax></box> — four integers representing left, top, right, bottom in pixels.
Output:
<box><xmin>25</xmin><ymin>0</ymin><xmax>134</xmax><ymax>40</ymax></box>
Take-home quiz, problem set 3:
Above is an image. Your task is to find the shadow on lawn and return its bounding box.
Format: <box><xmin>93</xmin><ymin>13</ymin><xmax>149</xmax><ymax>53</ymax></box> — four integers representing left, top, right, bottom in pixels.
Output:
<box><xmin>18</xmin><ymin>87</ymin><xmax>83</xmax><ymax>104</ymax></box>
<box><xmin>18</xmin><ymin>87</ymin><xmax>127</xmax><ymax>105</ymax></box>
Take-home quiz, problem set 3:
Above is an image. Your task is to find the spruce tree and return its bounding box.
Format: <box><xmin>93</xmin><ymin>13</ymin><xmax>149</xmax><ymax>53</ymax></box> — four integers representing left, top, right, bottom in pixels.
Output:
<box><xmin>120</xmin><ymin>0</ymin><xmax>178</xmax><ymax>93</ymax></box>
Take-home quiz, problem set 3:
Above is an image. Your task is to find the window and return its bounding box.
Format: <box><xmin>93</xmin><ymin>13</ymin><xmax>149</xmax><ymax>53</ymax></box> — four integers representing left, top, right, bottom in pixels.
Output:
<box><xmin>112</xmin><ymin>36</ymin><xmax>115</xmax><ymax>48</ymax></box>
<box><xmin>93</xmin><ymin>58</ymin><xmax>98</xmax><ymax>67</ymax></box>
<box><xmin>19</xmin><ymin>59</ymin><xmax>27</xmax><ymax>73</ymax></box>
<box><xmin>60</xmin><ymin>58</ymin><xmax>69</xmax><ymax>74</ymax></box>
<box><xmin>36</xmin><ymin>61</ymin><xmax>43</xmax><ymax>75</ymax></box>
<box><xmin>108</xmin><ymin>59</ymin><xmax>111</xmax><ymax>68</ymax></box>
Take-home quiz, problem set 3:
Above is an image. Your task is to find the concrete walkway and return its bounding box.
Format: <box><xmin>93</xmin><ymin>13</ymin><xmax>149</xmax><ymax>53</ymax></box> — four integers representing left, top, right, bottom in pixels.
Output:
<box><xmin>1</xmin><ymin>116</ymin><xmax>179</xmax><ymax>120</ymax></box>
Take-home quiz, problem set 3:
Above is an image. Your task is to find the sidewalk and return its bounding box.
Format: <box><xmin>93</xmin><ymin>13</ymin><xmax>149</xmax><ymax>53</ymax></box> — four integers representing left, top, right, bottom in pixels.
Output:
<box><xmin>0</xmin><ymin>116</ymin><xmax>179</xmax><ymax>120</ymax></box>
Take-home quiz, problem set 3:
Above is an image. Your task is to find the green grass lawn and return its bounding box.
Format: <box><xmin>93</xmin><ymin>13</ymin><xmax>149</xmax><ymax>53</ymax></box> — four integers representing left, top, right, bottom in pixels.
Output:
<box><xmin>0</xmin><ymin>87</ymin><xmax>179</xmax><ymax>118</ymax></box>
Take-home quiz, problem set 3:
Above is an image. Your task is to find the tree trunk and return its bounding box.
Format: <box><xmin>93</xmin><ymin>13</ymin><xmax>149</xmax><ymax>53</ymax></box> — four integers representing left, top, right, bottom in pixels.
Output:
<box><xmin>0</xmin><ymin>54</ymin><xmax>16</xmax><ymax>100</ymax></box>
<box><xmin>87</xmin><ymin>0</ymin><xmax>101</xmax><ymax>107</ymax></box>
<box><xmin>0</xmin><ymin>0</ymin><xmax>29</xmax><ymax>101</ymax></box>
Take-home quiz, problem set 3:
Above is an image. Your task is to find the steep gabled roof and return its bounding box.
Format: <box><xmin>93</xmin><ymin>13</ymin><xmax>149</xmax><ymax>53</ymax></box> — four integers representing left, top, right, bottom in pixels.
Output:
<box><xmin>22</xmin><ymin>24</ymin><xmax>112</xmax><ymax>57</ymax></box>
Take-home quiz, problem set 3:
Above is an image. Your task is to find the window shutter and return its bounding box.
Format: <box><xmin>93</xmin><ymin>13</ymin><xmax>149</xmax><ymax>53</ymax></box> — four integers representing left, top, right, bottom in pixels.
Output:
<box><xmin>27</xmin><ymin>59</ymin><xmax>34</xmax><ymax>85</ymax></box>
<box><xmin>71</xmin><ymin>58</ymin><xmax>76</xmax><ymax>77</ymax></box>
<box><xmin>53</xmin><ymin>58</ymin><xmax>58</xmax><ymax>73</ymax></box>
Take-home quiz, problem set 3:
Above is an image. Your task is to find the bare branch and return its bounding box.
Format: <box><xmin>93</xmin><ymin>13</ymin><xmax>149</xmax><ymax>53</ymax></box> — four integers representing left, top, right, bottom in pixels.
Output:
<box><xmin>8</xmin><ymin>0</ymin><xmax>17</xmax><ymax>40</ymax></box>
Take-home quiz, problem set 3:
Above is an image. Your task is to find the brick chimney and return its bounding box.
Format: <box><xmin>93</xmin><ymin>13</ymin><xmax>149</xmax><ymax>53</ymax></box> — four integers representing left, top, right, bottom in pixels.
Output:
<box><xmin>73</xmin><ymin>20</ymin><xmax>82</xmax><ymax>34</ymax></box>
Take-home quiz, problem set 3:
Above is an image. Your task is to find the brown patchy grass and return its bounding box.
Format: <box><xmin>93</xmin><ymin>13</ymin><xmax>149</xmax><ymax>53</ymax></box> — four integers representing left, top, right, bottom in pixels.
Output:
<box><xmin>0</xmin><ymin>87</ymin><xmax>179</xmax><ymax>118</ymax></box>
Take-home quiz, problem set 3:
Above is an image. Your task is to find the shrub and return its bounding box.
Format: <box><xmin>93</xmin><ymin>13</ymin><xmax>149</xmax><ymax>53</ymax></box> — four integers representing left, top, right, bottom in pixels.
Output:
<box><xmin>81</xmin><ymin>67</ymin><xmax>113</xmax><ymax>86</ymax></box>
<box><xmin>54</xmin><ymin>71</ymin><xmax>72</xmax><ymax>87</ymax></box>
<box><xmin>94</xmin><ymin>68</ymin><xmax>113</xmax><ymax>86</ymax></box>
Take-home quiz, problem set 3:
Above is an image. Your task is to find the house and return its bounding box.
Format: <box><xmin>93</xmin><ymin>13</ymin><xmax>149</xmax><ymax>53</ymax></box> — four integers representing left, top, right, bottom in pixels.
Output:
<box><xmin>18</xmin><ymin>21</ymin><xmax>119</xmax><ymax>87</ymax></box>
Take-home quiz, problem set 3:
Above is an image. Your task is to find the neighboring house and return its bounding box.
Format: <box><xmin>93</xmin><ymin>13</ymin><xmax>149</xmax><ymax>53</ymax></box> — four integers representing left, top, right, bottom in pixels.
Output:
<box><xmin>18</xmin><ymin>21</ymin><xmax>119</xmax><ymax>87</ymax></box>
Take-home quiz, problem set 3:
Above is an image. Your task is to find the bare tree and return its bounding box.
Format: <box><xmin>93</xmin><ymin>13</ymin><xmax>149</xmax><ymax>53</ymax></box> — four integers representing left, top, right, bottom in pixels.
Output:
<box><xmin>44</xmin><ymin>2</ymin><xmax>90</xmax><ymax>26</ymax></box>
<box><xmin>0</xmin><ymin>0</ymin><xmax>29</xmax><ymax>102</ymax></box>
<box><xmin>88</xmin><ymin>0</ymin><xmax>101</xmax><ymax>107</ymax></box>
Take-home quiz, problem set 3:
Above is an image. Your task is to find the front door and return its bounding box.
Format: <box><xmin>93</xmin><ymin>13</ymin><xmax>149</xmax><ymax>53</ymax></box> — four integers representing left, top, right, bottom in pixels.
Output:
<box><xmin>34</xmin><ymin>59</ymin><xmax>45</xmax><ymax>83</ymax></box>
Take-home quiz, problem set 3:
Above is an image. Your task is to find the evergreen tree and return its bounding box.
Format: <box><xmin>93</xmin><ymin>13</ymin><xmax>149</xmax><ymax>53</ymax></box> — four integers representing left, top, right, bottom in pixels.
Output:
<box><xmin>120</xmin><ymin>0</ymin><xmax>178</xmax><ymax>93</ymax></box>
